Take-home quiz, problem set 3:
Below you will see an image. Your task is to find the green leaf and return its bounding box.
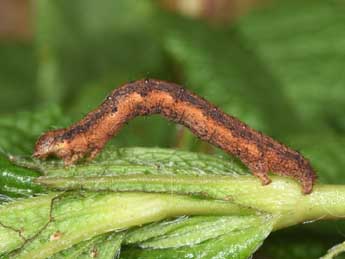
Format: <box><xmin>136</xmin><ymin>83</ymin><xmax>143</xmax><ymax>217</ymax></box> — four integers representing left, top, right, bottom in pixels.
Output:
<box><xmin>132</xmin><ymin>216</ymin><xmax>267</xmax><ymax>249</ymax></box>
<box><xmin>50</xmin><ymin>231</ymin><xmax>125</xmax><ymax>259</ymax></box>
<box><xmin>32</xmin><ymin>146</ymin><xmax>246</xmax><ymax>177</ymax></box>
<box><xmin>125</xmin><ymin>217</ymin><xmax>205</xmax><ymax>245</ymax></box>
<box><xmin>121</xmin><ymin>215</ymin><xmax>272</xmax><ymax>259</ymax></box>
<box><xmin>0</xmin><ymin>153</ymin><xmax>43</xmax><ymax>198</ymax></box>
<box><xmin>238</xmin><ymin>0</ymin><xmax>345</xmax><ymax>134</ymax></box>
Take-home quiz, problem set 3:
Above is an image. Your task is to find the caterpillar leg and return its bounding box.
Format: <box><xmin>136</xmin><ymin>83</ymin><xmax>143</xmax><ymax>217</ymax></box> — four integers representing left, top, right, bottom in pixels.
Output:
<box><xmin>248</xmin><ymin>161</ymin><xmax>271</xmax><ymax>185</ymax></box>
<box><xmin>252</xmin><ymin>170</ymin><xmax>271</xmax><ymax>185</ymax></box>
<box><xmin>300</xmin><ymin>169</ymin><xmax>317</xmax><ymax>194</ymax></box>
<box><xmin>87</xmin><ymin>147</ymin><xmax>102</xmax><ymax>161</ymax></box>
<box><xmin>63</xmin><ymin>152</ymin><xmax>84</xmax><ymax>166</ymax></box>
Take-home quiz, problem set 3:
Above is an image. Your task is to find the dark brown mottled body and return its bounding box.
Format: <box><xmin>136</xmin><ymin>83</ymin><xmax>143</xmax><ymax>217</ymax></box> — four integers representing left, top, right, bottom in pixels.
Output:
<box><xmin>34</xmin><ymin>79</ymin><xmax>317</xmax><ymax>194</ymax></box>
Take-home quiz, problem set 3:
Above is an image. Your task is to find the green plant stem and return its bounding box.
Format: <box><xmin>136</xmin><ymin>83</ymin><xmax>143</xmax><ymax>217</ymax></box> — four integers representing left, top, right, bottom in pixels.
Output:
<box><xmin>0</xmin><ymin>192</ymin><xmax>252</xmax><ymax>259</ymax></box>
<box><xmin>37</xmin><ymin>175</ymin><xmax>345</xmax><ymax>230</ymax></box>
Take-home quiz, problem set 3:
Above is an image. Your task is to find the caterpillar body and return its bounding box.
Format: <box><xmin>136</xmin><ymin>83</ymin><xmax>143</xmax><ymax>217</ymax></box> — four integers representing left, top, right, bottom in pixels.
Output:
<box><xmin>34</xmin><ymin>79</ymin><xmax>317</xmax><ymax>194</ymax></box>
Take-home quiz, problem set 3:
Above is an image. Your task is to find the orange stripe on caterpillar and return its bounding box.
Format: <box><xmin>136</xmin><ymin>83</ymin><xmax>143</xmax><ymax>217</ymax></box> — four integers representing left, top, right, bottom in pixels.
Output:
<box><xmin>33</xmin><ymin>79</ymin><xmax>317</xmax><ymax>194</ymax></box>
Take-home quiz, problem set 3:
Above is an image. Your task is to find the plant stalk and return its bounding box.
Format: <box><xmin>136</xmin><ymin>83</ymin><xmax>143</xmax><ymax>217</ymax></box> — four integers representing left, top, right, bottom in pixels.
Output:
<box><xmin>37</xmin><ymin>174</ymin><xmax>345</xmax><ymax>230</ymax></box>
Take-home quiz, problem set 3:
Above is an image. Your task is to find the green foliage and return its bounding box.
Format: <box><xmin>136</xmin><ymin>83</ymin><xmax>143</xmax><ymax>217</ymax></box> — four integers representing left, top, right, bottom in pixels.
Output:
<box><xmin>126</xmin><ymin>216</ymin><xmax>269</xmax><ymax>249</ymax></box>
<box><xmin>34</xmin><ymin>146</ymin><xmax>246</xmax><ymax>177</ymax></box>
<box><xmin>0</xmin><ymin>107</ymin><xmax>60</xmax><ymax>198</ymax></box>
<box><xmin>0</xmin><ymin>0</ymin><xmax>345</xmax><ymax>258</ymax></box>
<box><xmin>0</xmin><ymin>190</ymin><xmax>268</xmax><ymax>259</ymax></box>
<box><xmin>161</xmin><ymin>15</ymin><xmax>293</xmax><ymax>135</ymax></box>
<box><xmin>121</xmin><ymin>215</ymin><xmax>272</xmax><ymax>259</ymax></box>
<box><xmin>0</xmin><ymin>153</ymin><xmax>43</xmax><ymax>199</ymax></box>
<box><xmin>238</xmin><ymin>0</ymin><xmax>345</xmax><ymax>135</ymax></box>
<box><xmin>50</xmin><ymin>232</ymin><xmax>125</xmax><ymax>259</ymax></box>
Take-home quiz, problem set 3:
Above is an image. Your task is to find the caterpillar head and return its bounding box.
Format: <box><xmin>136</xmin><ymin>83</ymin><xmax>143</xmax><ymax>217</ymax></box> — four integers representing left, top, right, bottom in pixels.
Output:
<box><xmin>33</xmin><ymin>129</ymin><xmax>66</xmax><ymax>159</ymax></box>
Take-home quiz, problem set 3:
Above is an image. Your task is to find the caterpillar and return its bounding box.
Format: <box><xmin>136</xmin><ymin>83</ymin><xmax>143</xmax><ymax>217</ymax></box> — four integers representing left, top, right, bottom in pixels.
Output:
<box><xmin>33</xmin><ymin>79</ymin><xmax>317</xmax><ymax>194</ymax></box>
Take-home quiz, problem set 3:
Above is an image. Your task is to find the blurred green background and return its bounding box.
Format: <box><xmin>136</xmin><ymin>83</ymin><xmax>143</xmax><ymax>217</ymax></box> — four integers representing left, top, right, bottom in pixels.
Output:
<box><xmin>0</xmin><ymin>0</ymin><xmax>345</xmax><ymax>258</ymax></box>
